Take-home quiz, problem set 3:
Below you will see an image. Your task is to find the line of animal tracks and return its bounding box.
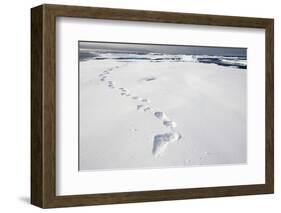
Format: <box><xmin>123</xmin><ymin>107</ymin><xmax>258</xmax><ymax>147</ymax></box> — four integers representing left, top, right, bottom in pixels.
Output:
<box><xmin>98</xmin><ymin>63</ymin><xmax>182</xmax><ymax>157</ymax></box>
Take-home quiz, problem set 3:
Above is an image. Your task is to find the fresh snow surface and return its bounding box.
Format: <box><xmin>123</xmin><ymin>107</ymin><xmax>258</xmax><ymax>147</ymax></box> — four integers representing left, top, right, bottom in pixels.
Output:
<box><xmin>79</xmin><ymin>51</ymin><xmax>247</xmax><ymax>171</ymax></box>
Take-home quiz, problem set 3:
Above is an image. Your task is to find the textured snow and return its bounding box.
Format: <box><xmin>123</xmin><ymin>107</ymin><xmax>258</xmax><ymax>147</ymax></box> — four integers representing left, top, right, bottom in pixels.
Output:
<box><xmin>79</xmin><ymin>51</ymin><xmax>247</xmax><ymax>171</ymax></box>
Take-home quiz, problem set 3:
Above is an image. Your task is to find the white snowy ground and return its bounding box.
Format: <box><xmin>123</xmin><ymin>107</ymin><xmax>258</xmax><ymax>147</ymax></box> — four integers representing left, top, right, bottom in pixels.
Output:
<box><xmin>79</xmin><ymin>60</ymin><xmax>247</xmax><ymax>171</ymax></box>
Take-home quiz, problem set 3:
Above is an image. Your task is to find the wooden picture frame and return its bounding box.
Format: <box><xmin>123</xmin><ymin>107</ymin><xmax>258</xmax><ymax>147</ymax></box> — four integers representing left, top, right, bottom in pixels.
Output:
<box><xmin>31</xmin><ymin>4</ymin><xmax>274</xmax><ymax>208</ymax></box>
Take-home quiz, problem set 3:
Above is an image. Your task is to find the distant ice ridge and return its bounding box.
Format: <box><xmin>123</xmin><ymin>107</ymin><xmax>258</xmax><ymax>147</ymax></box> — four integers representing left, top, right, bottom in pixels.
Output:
<box><xmin>80</xmin><ymin>49</ymin><xmax>247</xmax><ymax>69</ymax></box>
<box><xmin>97</xmin><ymin>63</ymin><xmax>182</xmax><ymax>157</ymax></box>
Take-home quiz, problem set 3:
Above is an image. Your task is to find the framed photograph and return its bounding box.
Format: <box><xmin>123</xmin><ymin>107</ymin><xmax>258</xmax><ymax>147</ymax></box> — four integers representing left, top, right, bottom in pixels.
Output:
<box><xmin>31</xmin><ymin>4</ymin><xmax>274</xmax><ymax>208</ymax></box>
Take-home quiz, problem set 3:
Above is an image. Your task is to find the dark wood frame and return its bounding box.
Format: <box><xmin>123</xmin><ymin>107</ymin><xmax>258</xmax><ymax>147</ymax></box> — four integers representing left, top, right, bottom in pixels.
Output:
<box><xmin>31</xmin><ymin>4</ymin><xmax>274</xmax><ymax>208</ymax></box>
